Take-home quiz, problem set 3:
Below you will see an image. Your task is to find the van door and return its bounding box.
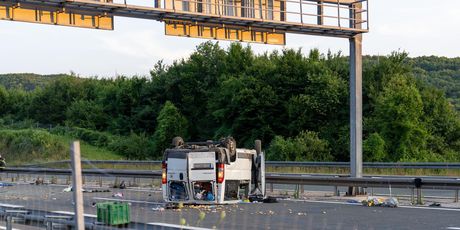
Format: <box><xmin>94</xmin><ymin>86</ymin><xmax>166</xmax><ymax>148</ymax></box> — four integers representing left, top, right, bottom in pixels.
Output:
<box><xmin>188</xmin><ymin>152</ymin><xmax>216</xmax><ymax>202</ymax></box>
<box><xmin>167</xmin><ymin>152</ymin><xmax>189</xmax><ymax>201</ymax></box>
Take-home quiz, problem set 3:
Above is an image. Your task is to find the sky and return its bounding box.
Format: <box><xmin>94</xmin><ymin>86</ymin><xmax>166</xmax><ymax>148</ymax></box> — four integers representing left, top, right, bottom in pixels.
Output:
<box><xmin>0</xmin><ymin>0</ymin><xmax>459</xmax><ymax>77</ymax></box>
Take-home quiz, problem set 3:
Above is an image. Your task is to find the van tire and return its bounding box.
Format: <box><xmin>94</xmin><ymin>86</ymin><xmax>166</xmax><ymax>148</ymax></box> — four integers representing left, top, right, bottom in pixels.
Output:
<box><xmin>223</xmin><ymin>137</ymin><xmax>236</xmax><ymax>161</ymax></box>
<box><xmin>255</xmin><ymin>140</ymin><xmax>262</xmax><ymax>156</ymax></box>
<box><xmin>172</xmin><ymin>137</ymin><xmax>184</xmax><ymax>148</ymax></box>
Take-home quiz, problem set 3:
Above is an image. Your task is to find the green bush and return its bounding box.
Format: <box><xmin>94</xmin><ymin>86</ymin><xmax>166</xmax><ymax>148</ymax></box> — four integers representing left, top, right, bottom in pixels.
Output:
<box><xmin>152</xmin><ymin>101</ymin><xmax>188</xmax><ymax>159</ymax></box>
<box><xmin>267</xmin><ymin>131</ymin><xmax>332</xmax><ymax>161</ymax></box>
<box><xmin>50</xmin><ymin>126</ymin><xmax>153</xmax><ymax>160</ymax></box>
<box><xmin>0</xmin><ymin>129</ymin><xmax>66</xmax><ymax>164</ymax></box>
<box><xmin>51</xmin><ymin>126</ymin><xmax>113</xmax><ymax>147</ymax></box>
<box><xmin>363</xmin><ymin>133</ymin><xmax>386</xmax><ymax>162</ymax></box>
<box><xmin>108</xmin><ymin>132</ymin><xmax>153</xmax><ymax>160</ymax></box>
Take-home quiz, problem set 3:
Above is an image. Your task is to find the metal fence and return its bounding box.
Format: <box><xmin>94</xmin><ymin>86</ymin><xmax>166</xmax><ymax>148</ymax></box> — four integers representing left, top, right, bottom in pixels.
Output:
<box><xmin>23</xmin><ymin>160</ymin><xmax>460</xmax><ymax>169</ymax></box>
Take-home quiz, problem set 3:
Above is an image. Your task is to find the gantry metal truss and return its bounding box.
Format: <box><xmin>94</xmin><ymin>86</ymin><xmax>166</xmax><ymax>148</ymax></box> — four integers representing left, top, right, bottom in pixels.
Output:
<box><xmin>0</xmin><ymin>0</ymin><xmax>368</xmax><ymax>38</ymax></box>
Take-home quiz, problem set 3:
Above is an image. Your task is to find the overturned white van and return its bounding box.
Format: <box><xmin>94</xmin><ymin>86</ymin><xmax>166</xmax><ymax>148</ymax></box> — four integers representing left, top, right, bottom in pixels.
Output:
<box><xmin>162</xmin><ymin>137</ymin><xmax>265</xmax><ymax>204</ymax></box>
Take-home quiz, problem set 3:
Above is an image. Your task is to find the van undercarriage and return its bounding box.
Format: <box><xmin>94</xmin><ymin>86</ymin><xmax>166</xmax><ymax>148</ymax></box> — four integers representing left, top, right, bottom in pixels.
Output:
<box><xmin>162</xmin><ymin>137</ymin><xmax>265</xmax><ymax>204</ymax></box>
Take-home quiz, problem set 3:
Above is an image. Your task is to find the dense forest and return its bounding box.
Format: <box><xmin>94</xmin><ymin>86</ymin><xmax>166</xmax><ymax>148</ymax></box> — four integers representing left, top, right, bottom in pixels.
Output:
<box><xmin>0</xmin><ymin>42</ymin><xmax>459</xmax><ymax>162</ymax></box>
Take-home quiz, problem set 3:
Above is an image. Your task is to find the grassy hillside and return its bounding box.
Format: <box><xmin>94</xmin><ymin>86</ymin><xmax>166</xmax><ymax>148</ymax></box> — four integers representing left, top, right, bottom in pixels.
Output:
<box><xmin>411</xmin><ymin>56</ymin><xmax>460</xmax><ymax>111</ymax></box>
<box><xmin>0</xmin><ymin>73</ymin><xmax>67</xmax><ymax>91</ymax></box>
<box><xmin>0</xmin><ymin>128</ymin><xmax>123</xmax><ymax>165</ymax></box>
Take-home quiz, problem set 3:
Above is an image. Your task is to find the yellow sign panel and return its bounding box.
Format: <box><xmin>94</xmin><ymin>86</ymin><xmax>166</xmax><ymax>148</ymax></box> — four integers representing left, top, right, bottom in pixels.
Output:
<box><xmin>0</xmin><ymin>3</ymin><xmax>113</xmax><ymax>30</ymax></box>
<box><xmin>165</xmin><ymin>21</ymin><xmax>285</xmax><ymax>45</ymax></box>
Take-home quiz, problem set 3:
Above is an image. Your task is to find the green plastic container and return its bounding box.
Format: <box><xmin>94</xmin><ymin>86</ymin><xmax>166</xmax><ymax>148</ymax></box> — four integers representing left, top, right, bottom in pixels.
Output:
<box><xmin>96</xmin><ymin>202</ymin><xmax>130</xmax><ymax>225</ymax></box>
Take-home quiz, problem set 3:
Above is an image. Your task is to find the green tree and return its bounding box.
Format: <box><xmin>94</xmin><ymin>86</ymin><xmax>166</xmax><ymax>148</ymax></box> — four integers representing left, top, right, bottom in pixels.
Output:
<box><xmin>65</xmin><ymin>100</ymin><xmax>106</xmax><ymax>130</ymax></box>
<box><xmin>0</xmin><ymin>86</ymin><xmax>8</xmax><ymax>116</ymax></box>
<box><xmin>152</xmin><ymin>101</ymin><xmax>188</xmax><ymax>158</ymax></box>
<box><xmin>363</xmin><ymin>133</ymin><xmax>386</xmax><ymax>162</ymax></box>
<box><xmin>372</xmin><ymin>75</ymin><xmax>429</xmax><ymax>161</ymax></box>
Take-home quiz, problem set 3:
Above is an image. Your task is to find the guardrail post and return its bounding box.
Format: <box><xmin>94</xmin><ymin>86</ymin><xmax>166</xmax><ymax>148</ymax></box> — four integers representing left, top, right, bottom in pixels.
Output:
<box><xmin>300</xmin><ymin>185</ymin><xmax>304</xmax><ymax>194</ymax></box>
<box><xmin>99</xmin><ymin>177</ymin><xmax>103</xmax><ymax>187</ymax></box>
<box><xmin>455</xmin><ymin>190</ymin><xmax>459</xmax><ymax>203</ymax></box>
<box><xmin>132</xmin><ymin>177</ymin><xmax>136</xmax><ymax>186</ymax></box>
<box><xmin>294</xmin><ymin>184</ymin><xmax>300</xmax><ymax>198</ymax></box>
<box><xmin>416</xmin><ymin>188</ymin><xmax>423</xmax><ymax>205</ymax></box>
<box><xmin>46</xmin><ymin>221</ymin><xmax>53</xmax><ymax>230</ymax></box>
<box><xmin>411</xmin><ymin>188</ymin><xmax>415</xmax><ymax>205</ymax></box>
<box><xmin>334</xmin><ymin>186</ymin><xmax>339</xmax><ymax>196</ymax></box>
<box><xmin>6</xmin><ymin>215</ymin><xmax>12</xmax><ymax>230</ymax></box>
<box><xmin>270</xmin><ymin>183</ymin><xmax>274</xmax><ymax>193</ymax></box>
<box><xmin>414</xmin><ymin>178</ymin><xmax>423</xmax><ymax>205</ymax></box>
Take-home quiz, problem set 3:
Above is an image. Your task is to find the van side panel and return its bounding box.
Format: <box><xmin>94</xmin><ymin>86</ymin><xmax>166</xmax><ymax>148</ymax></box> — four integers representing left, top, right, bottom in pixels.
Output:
<box><xmin>225</xmin><ymin>152</ymin><xmax>252</xmax><ymax>180</ymax></box>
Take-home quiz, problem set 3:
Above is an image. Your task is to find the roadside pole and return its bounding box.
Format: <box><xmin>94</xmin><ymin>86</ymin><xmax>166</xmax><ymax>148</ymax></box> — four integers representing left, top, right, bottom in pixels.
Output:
<box><xmin>71</xmin><ymin>141</ymin><xmax>84</xmax><ymax>230</ymax></box>
<box><xmin>349</xmin><ymin>2</ymin><xmax>364</xmax><ymax>196</ymax></box>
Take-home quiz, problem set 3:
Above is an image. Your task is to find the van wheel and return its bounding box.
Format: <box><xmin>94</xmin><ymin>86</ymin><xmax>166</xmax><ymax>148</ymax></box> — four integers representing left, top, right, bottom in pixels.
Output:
<box><xmin>255</xmin><ymin>140</ymin><xmax>262</xmax><ymax>156</ymax></box>
<box><xmin>223</xmin><ymin>137</ymin><xmax>236</xmax><ymax>156</ymax></box>
<box><xmin>172</xmin><ymin>137</ymin><xmax>184</xmax><ymax>148</ymax></box>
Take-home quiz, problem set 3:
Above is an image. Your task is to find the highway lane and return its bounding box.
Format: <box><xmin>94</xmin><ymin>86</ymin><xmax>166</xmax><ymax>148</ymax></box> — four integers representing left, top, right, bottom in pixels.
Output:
<box><xmin>1</xmin><ymin>184</ymin><xmax>460</xmax><ymax>229</ymax></box>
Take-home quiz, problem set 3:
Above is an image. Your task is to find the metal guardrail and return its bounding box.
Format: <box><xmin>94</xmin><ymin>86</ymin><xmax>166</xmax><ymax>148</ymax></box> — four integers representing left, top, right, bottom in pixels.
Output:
<box><xmin>3</xmin><ymin>167</ymin><xmax>460</xmax><ymax>190</ymax></box>
<box><xmin>23</xmin><ymin>160</ymin><xmax>460</xmax><ymax>169</ymax></box>
<box><xmin>2</xmin><ymin>167</ymin><xmax>161</xmax><ymax>178</ymax></box>
<box><xmin>267</xmin><ymin>161</ymin><xmax>460</xmax><ymax>169</ymax></box>
<box><xmin>266</xmin><ymin>174</ymin><xmax>460</xmax><ymax>190</ymax></box>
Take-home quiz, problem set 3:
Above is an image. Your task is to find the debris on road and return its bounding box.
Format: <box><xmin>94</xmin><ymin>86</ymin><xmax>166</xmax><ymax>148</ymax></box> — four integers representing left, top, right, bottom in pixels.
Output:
<box><xmin>429</xmin><ymin>202</ymin><xmax>441</xmax><ymax>207</ymax></box>
<box><xmin>0</xmin><ymin>182</ymin><xmax>13</xmax><ymax>187</ymax></box>
<box><xmin>62</xmin><ymin>186</ymin><xmax>88</xmax><ymax>193</ymax></box>
<box><xmin>85</xmin><ymin>189</ymin><xmax>111</xmax><ymax>193</ymax></box>
<box><xmin>362</xmin><ymin>197</ymin><xmax>398</xmax><ymax>208</ymax></box>
<box><xmin>113</xmin><ymin>180</ymin><xmax>126</xmax><ymax>189</ymax></box>
<box><xmin>35</xmin><ymin>177</ymin><xmax>44</xmax><ymax>185</ymax></box>
<box><xmin>62</xmin><ymin>186</ymin><xmax>72</xmax><ymax>192</ymax></box>
<box><xmin>112</xmin><ymin>192</ymin><xmax>124</xmax><ymax>198</ymax></box>
<box><xmin>152</xmin><ymin>206</ymin><xmax>165</xmax><ymax>212</ymax></box>
<box><xmin>346</xmin><ymin>199</ymin><xmax>360</xmax><ymax>204</ymax></box>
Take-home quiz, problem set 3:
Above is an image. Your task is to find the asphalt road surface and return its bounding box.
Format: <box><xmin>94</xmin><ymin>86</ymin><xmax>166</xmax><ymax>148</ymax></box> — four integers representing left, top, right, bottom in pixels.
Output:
<box><xmin>1</xmin><ymin>184</ymin><xmax>460</xmax><ymax>230</ymax></box>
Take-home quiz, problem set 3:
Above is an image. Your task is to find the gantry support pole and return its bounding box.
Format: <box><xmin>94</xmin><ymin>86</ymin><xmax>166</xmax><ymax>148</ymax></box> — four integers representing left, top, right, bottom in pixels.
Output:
<box><xmin>349</xmin><ymin>33</ymin><xmax>363</xmax><ymax>179</ymax></box>
<box><xmin>348</xmin><ymin>2</ymin><xmax>363</xmax><ymax>196</ymax></box>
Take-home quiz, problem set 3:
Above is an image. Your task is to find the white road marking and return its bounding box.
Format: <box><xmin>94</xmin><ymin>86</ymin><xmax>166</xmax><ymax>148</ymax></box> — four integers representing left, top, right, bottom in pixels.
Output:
<box><xmin>0</xmin><ymin>203</ymin><xmax>25</xmax><ymax>209</ymax></box>
<box><xmin>93</xmin><ymin>197</ymin><xmax>163</xmax><ymax>205</ymax></box>
<box><xmin>0</xmin><ymin>226</ymin><xmax>20</xmax><ymax>230</ymax></box>
<box><xmin>446</xmin><ymin>227</ymin><xmax>460</xmax><ymax>230</ymax></box>
<box><xmin>148</xmin><ymin>222</ymin><xmax>212</xmax><ymax>230</ymax></box>
<box><xmin>288</xmin><ymin>199</ymin><xmax>460</xmax><ymax>212</ymax></box>
<box><xmin>399</xmin><ymin>205</ymin><xmax>460</xmax><ymax>212</ymax></box>
<box><xmin>290</xmin><ymin>199</ymin><xmax>361</xmax><ymax>206</ymax></box>
<box><xmin>51</xmin><ymin>211</ymin><xmax>97</xmax><ymax>218</ymax></box>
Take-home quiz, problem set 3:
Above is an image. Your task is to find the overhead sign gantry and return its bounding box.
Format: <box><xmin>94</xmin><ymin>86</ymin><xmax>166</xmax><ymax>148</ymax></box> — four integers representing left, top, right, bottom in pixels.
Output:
<box><xmin>0</xmin><ymin>0</ymin><xmax>367</xmax><ymax>44</ymax></box>
<box><xmin>0</xmin><ymin>0</ymin><xmax>368</xmax><ymax>194</ymax></box>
